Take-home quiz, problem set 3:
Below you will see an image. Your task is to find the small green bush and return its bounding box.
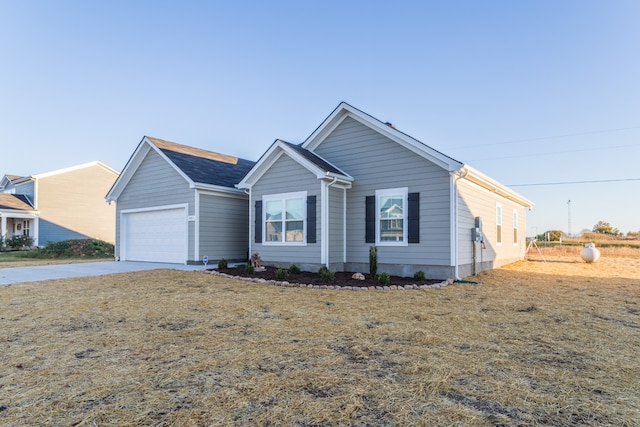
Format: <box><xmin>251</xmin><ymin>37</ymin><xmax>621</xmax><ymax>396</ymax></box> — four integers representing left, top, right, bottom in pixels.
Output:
<box><xmin>318</xmin><ymin>265</ymin><xmax>335</xmax><ymax>283</ymax></box>
<box><xmin>369</xmin><ymin>246</ymin><xmax>378</xmax><ymax>277</ymax></box>
<box><xmin>244</xmin><ymin>264</ymin><xmax>255</xmax><ymax>274</ymax></box>
<box><xmin>82</xmin><ymin>239</ymin><xmax>114</xmax><ymax>257</ymax></box>
<box><xmin>288</xmin><ymin>264</ymin><xmax>301</xmax><ymax>274</ymax></box>
<box><xmin>6</xmin><ymin>235</ymin><xmax>33</xmax><ymax>249</ymax></box>
<box><xmin>39</xmin><ymin>240</ymin><xmax>74</xmax><ymax>258</ymax></box>
<box><xmin>413</xmin><ymin>270</ymin><xmax>426</xmax><ymax>281</ymax></box>
<box><xmin>218</xmin><ymin>258</ymin><xmax>228</xmax><ymax>269</ymax></box>
<box><xmin>275</xmin><ymin>268</ymin><xmax>289</xmax><ymax>280</ymax></box>
<box><xmin>377</xmin><ymin>272</ymin><xmax>390</xmax><ymax>285</ymax></box>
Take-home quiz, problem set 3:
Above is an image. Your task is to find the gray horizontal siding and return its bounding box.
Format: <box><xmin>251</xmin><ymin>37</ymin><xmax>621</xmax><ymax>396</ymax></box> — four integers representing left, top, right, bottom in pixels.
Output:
<box><xmin>115</xmin><ymin>149</ymin><xmax>195</xmax><ymax>259</ymax></box>
<box><xmin>13</xmin><ymin>182</ymin><xmax>35</xmax><ymax>199</ymax></box>
<box><xmin>314</xmin><ymin>116</ymin><xmax>452</xmax><ymax>267</ymax></box>
<box><xmin>199</xmin><ymin>192</ymin><xmax>249</xmax><ymax>262</ymax></box>
<box><xmin>251</xmin><ymin>154</ymin><xmax>321</xmax><ymax>265</ymax></box>
<box><xmin>457</xmin><ymin>179</ymin><xmax>527</xmax><ymax>271</ymax></box>
<box><xmin>328</xmin><ymin>186</ymin><xmax>344</xmax><ymax>265</ymax></box>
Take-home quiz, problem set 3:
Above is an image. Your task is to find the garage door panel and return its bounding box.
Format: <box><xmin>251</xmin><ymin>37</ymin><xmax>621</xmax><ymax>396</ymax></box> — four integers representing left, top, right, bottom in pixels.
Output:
<box><xmin>122</xmin><ymin>207</ymin><xmax>187</xmax><ymax>263</ymax></box>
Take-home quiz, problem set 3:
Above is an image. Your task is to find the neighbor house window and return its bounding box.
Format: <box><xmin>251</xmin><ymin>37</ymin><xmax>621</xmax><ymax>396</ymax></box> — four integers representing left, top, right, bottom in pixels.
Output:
<box><xmin>496</xmin><ymin>203</ymin><xmax>503</xmax><ymax>245</ymax></box>
<box><xmin>263</xmin><ymin>191</ymin><xmax>306</xmax><ymax>244</ymax></box>
<box><xmin>513</xmin><ymin>209</ymin><xmax>518</xmax><ymax>244</ymax></box>
<box><xmin>22</xmin><ymin>221</ymin><xmax>30</xmax><ymax>236</ymax></box>
<box><xmin>376</xmin><ymin>188</ymin><xmax>408</xmax><ymax>245</ymax></box>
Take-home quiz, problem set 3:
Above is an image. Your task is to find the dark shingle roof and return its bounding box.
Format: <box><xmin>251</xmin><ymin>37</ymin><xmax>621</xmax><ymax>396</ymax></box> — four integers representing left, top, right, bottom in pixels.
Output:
<box><xmin>147</xmin><ymin>137</ymin><xmax>255</xmax><ymax>188</ymax></box>
<box><xmin>0</xmin><ymin>194</ymin><xmax>34</xmax><ymax>211</ymax></box>
<box><xmin>283</xmin><ymin>142</ymin><xmax>348</xmax><ymax>176</ymax></box>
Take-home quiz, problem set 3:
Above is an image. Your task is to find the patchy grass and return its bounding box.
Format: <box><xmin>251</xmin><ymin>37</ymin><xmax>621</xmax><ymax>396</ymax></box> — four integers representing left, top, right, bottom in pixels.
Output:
<box><xmin>0</xmin><ymin>256</ymin><xmax>638</xmax><ymax>425</ymax></box>
<box><xmin>0</xmin><ymin>252</ymin><xmax>112</xmax><ymax>268</ymax></box>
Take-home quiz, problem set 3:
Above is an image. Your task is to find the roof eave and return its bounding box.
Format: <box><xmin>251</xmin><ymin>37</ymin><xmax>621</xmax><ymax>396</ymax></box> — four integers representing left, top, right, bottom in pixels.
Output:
<box><xmin>461</xmin><ymin>165</ymin><xmax>534</xmax><ymax>209</ymax></box>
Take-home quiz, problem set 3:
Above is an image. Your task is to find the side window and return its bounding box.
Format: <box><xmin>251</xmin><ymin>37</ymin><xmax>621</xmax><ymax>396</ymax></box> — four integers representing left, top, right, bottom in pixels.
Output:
<box><xmin>513</xmin><ymin>209</ymin><xmax>518</xmax><ymax>244</ymax></box>
<box><xmin>376</xmin><ymin>188</ymin><xmax>408</xmax><ymax>246</ymax></box>
<box><xmin>496</xmin><ymin>203</ymin><xmax>503</xmax><ymax>245</ymax></box>
<box><xmin>262</xmin><ymin>191</ymin><xmax>307</xmax><ymax>244</ymax></box>
<box><xmin>366</xmin><ymin>190</ymin><xmax>419</xmax><ymax>245</ymax></box>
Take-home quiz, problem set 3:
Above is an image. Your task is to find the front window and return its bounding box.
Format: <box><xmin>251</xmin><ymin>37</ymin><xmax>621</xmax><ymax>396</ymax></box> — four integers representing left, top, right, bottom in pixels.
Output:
<box><xmin>377</xmin><ymin>188</ymin><xmax>408</xmax><ymax>245</ymax></box>
<box><xmin>264</xmin><ymin>191</ymin><xmax>306</xmax><ymax>244</ymax></box>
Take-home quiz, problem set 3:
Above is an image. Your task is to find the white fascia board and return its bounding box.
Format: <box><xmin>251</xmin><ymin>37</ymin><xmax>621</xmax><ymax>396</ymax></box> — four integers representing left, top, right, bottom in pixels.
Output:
<box><xmin>106</xmin><ymin>136</ymin><xmax>194</xmax><ymax>201</ymax></box>
<box><xmin>106</xmin><ymin>139</ymin><xmax>151</xmax><ymax>201</ymax></box>
<box><xmin>147</xmin><ymin>138</ymin><xmax>196</xmax><ymax>188</ymax></box>
<box><xmin>461</xmin><ymin>165</ymin><xmax>535</xmax><ymax>209</ymax></box>
<box><xmin>0</xmin><ymin>209</ymin><xmax>37</xmax><ymax>216</ymax></box>
<box><xmin>0</xmin><ymin>176</ymin><xmax>11</xmax><ymax>190</ymax></box>
<box><xmin>34</xmin><ymin>160</ymin><xmax>118</xmax><ymax>179</ymax></box>
<box><xmin>238</xmin><ymin>140</ymin><xmax>352</xmax><ymax>188</ymax></box>
<box><xmin>193</xmin><ymin>184</ymin><xmax>249</xmax><ymax>199</ymax></box>
<box><xmin>237</xmin><ymin>140</ymin><xmax>281</xmax><ymax>189</ymax></box>
<box><xmin>302</xmin><ymin>103</ymin><xmax>463</xmax><ymax>172</ymax></box>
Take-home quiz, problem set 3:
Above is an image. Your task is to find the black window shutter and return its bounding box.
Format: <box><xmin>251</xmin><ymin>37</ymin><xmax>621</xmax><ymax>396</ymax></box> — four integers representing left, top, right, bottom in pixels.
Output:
<box><xmin>254</xmin><ymin>200</ymin><xmax>262</xmax><ymax>243</ymax></box>
<box><xmin>307</xmin><ymin>196</ymin><xmax>316</xmax><ymax>243</ymax></box>
<box><xmin>365</xmin><ymin>195</ymin><xmax>375</xmax><ymax>243</ymax></box>
<box><xmin>408</xmin><ymin>192</ymin><xmax>420</xmax><ymax>243</ymax></box>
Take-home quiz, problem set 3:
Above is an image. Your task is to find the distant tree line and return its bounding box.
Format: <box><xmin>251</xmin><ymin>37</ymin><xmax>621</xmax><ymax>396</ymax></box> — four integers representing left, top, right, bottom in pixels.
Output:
<box><xmin>535</xmin><ymin>221</ymin><xmax>638</xmax><ymax>241</ymax></box>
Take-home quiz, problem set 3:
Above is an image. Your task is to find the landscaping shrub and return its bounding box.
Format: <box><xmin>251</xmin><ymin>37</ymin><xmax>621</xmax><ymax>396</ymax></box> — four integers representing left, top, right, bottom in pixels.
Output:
<box><xmin>288</xmin><ymin>264</ymin><xmax>301</xmax><ymax>274</ymax></box>
<box><xmin>318</xmin><ymin>265</ymin><xmax>335</xmax><ymax>283</ymax></box>
<box><xmin>6</xmin><ymin>235</ymin><xmax>33</xmax><ymax>249</ymax></box>
<box><xmin>369</xmin><ymin>246</ymin><xmax>378</xmax><ymax>277</ymax></box>
<box><xmin>30</xmin><ymin>240</ymin><xmax>74</xmax><ymax>258</ymax></box>
<box><xmin>275</xmin><ymin>268</ymin><xmax>289</xmax><ymax>280</ymax></box>
<box><xmin>81</xmin><ymin>239</ymin><xmax>114</xmax><ymax>257</ymax></box>
<box><xmin>413</xmin><ymin>270</ymin><xmax>426</xmax><ymax>281</ymax></box>
<box><xmin>23</xmin><ymin>239</ymin><xmax>114</xmax><ymax>259</ymax></box>
<box><xmin>244</xmin><ymin>264</ymin><xmax>255</xmax><ymax>274</ymax></box>
<box><xmin>218</xmin><ymin>258</ymin><xmax>228</xmax><ymax>269</ymax></box>
<box><xmin>377</xmin><ymin>272</ymin><xmax>390</xmax><ymax>285</ymax></box>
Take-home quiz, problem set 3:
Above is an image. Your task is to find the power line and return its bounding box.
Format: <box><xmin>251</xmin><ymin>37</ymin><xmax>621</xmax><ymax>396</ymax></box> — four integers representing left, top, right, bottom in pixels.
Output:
<box><xmin>466</xmin><ymin>142</ymin><xmax>639</xmax><ymax>162</ymax></box>
<box><xmin>452</xmin><ymin>125</ymin><xmax>640</xmax><ymax>149</ymax></box>
<box><xmin>508</xmin><ymin>178</ymin><xmax>640</xmax><ymax>187</ymax></box>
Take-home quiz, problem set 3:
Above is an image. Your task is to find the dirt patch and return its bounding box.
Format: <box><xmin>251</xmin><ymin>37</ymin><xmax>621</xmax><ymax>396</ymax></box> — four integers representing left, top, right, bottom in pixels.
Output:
<box><xmin>214</xmin><ymin>266</ymin><xmax>442</xmax><ymax>288</ymax></box>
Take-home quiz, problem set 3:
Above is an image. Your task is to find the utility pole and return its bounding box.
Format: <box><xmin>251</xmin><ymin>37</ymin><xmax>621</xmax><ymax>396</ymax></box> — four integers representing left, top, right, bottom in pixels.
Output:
<box><xmin>567</xmin><ymin>199</ymin><xmax>572</xmax><ymax>238</ymax></box>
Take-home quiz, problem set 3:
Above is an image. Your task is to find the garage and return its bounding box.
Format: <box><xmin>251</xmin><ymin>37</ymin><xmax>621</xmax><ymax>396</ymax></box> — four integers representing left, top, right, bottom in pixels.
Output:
<box><xmin>120</xmin><ymin>206</ymin><xmax>187</xmax><ymax>263</ymax></box>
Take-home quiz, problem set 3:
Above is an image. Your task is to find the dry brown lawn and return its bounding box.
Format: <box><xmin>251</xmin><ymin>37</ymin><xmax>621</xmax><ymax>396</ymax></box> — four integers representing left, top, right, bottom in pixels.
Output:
<box><xmin>1</xmin><ymin>254</ymin><xmax>638</xmax><ymax>426</ymax></box>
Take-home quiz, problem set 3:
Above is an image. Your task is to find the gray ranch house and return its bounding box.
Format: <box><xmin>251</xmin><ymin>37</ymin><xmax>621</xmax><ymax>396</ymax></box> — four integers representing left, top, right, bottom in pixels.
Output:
<box><xmin>106</xmin><ymin>137</ymin><xmax>255</xmax><ymax>264</ymax></box>
<box><xmin>237</xmin><ymin>103</ymin><xmax>534</xmax><ymax>279</ymax></box>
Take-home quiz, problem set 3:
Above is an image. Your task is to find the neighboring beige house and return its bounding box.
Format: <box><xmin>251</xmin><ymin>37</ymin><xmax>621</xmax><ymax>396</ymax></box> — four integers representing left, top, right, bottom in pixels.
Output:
<box><xmin>0</xmin><ymin>161</ymin><xmax>119</xmax><ymax>247</ymax></box>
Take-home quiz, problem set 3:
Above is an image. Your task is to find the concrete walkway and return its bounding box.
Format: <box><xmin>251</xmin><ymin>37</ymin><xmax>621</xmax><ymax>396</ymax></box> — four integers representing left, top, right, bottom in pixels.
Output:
<box><xmin>0</xmin><ymin>261</ymin><xmax>208</xmax><ymax>285</ymax></box>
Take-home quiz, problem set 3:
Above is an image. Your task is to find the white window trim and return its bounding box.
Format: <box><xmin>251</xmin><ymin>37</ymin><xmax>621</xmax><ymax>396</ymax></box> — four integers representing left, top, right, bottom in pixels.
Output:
<box><xmin>513</xmin><ymin>209</ymin><xmax>518</xmax><ymax>245</ymax></box>
<box><xmin>262</xmin><ymin>191</ymin><xmax>307</xmax><ymax>246</ymax></box>
<box><xmin>496</xmin><ymin>202</ymin><xmax>503</xmax><ymax>246</ymax></box>
<box><xmin>375</xmin><ymin>187</ymin><xmax>408</xmax><ymax>247</ymax></box>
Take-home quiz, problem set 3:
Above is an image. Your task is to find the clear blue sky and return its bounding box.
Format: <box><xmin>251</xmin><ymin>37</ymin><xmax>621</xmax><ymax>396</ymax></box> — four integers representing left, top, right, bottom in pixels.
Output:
<box><xmin>1</xmin><ymin>1</ymin><xmax>639</xmax><ymax>235</ymax></box>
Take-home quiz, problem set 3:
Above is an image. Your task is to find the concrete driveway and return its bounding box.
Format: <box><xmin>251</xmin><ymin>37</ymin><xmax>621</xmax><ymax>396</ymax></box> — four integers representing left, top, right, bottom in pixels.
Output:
<box><xmin>0</xmin><ymin>261</ymin><xmax>208</xmax><ymax>285</ymax></box>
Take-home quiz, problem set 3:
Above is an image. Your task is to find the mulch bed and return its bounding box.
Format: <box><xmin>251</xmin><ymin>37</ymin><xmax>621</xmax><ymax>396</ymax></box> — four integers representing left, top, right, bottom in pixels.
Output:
<box><xmin>213</xmin><ymin>266</ymin><xmax>441</xmax><ymax>288</ymax></box>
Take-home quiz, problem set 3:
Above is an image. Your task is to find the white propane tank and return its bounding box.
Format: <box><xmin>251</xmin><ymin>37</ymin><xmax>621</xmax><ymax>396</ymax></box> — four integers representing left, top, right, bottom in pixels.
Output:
<box><xmin>580</xmin><ymin>242</ymin><xmax>600</xmax><ymax>263</ymax></box>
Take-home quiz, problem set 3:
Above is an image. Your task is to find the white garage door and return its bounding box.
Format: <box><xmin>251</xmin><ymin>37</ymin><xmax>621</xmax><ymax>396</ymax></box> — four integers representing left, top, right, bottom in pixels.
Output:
<box><xmin>121</xmin><ymin>207</ymin><xmax>187</xmax><ymax>263</ymax></box>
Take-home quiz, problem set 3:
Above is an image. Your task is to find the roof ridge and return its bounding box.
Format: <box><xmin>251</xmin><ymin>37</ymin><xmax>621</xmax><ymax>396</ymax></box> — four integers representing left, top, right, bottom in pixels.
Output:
<box><xmin>147</xmin><ymin>136</ymin><xmax>241</xmax><ymax>165</ymax></box>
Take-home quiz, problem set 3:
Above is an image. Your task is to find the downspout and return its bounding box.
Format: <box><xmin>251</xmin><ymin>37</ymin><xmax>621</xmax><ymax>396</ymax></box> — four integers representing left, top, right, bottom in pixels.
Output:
<box><xmin>321</xmin><ymin>176</ymin><xmax>338</xmax><ymax>268</ymax></box>
<box><xmin>194</xmin><ymin>190</ymin><xmax>200</xmax><ymax>263</ymax></box>
<box><xmin>450</xmin><ymin>167</ymin><xmax>468</xmax><ymax>281</ymax></box>
<box><xmin>243</xmin><ymin>186</ymin><xmax>251</xmax><ymax>261</ymax></box>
